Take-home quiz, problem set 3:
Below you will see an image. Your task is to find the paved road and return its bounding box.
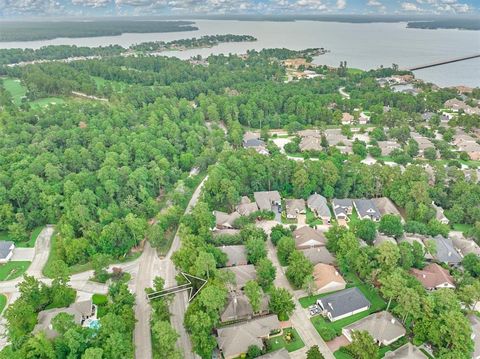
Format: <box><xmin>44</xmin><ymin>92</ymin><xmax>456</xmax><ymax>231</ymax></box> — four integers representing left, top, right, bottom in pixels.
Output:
<box><xmin>260</xmin><ymin>221</ymin><xmax>335</xmax><ymax>359</ymax></box>
<box><xmin>339</xmin><ymin>87</ymin><xmax>350</xmax><ymax>100</ymax></box>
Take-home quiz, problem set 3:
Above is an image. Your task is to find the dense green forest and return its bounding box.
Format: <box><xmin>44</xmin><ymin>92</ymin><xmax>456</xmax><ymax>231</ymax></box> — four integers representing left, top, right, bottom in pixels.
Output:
<box><xmin>0</xmin><ymin>20</ymin><xmax>197</xmax><ymax>42</ymax></box>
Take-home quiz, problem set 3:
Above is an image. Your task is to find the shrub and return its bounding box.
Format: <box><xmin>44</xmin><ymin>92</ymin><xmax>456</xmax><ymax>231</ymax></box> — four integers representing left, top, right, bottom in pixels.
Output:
<box><xmin>319</xmin><ymin>326</ymin><xmax>337</xmax><ymax>341</ymax></box>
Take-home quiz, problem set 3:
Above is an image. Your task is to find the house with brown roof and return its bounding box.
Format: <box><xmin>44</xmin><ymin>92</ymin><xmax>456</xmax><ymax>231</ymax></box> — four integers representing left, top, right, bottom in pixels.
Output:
<box><xmin>216</xmin><ymin>315</ymin><xmax>281</xmax><ymax>359</ymax></box>
<box><xmin>301</xmin><ymin>247</ymin><xmax>336</xmax><ymax>265</ymax></box>
<box><xmin>298</xmin><ymin>129</ymin><xmax>322</xmax><ymax>138</ymax></box>
<box><xmin>341</xmin><ymin>113</ymin><xmax>354</xmax><ymax>125</ymax></box>
<box><xmin>254</xmin><ymin>191</ymin><xmax>281</xmax><ymax>211</ymax></box>
<box><xmin>293</xmin><ymin>226</ymin><xmax>327</xmax><ymax>249</ymax></box>
<box><xmin>342</xmin><ymin>311</ymin><xmax>406</xmax><ymax>346</ymax></box>
<box><xmin>220</xmin><ymin>291</ymin><xmax>269</xmax><ymax>323</ymax></box>
<box><xmin>257</xmin><ymin>348</ymin><xmax>291</xmax><ymax>359</ymax></box>
<box><xmin>285</xmin><ymin>199</ymin><xmax>306</xmax><ymax>219</ymax></box>
<box><xmin>220</xmin><ymin>265</ymin><xmax>257</xmax><ymax>290</ymax></box>
<box><xmin>313</xmin><ymin>264</ymin><xmax>346</xmax><ymax>294</ymax></box>
<box><xmin>300</xmin><ymin>136</ymin><xmax>323</xmax><ymax>152</ymax></box>
<box><xmin>372</xmin><ymin>197</ymin><xmax>403</xmax><ymax>220</ymax></box>
<box><xmin>220</xmin><ymin>245</ymin><xmax>248</xmax><ymax>267</ymax></box>
<box><xmin>453</xmin><ymin>236</ymin><xmax>480</xmax><ymax>257</ymax></box>
<box><xmin>377</xmin><ymin>141</ymin><xmax>401</xmax><ymax>156</ymax></box>
<box><xmin>432</xmin><ymin>202</ymin><xmax>449</xmax><ymax>225</ymax></box>
<box><xmin>410</xmin><ymin>263</ymin><xmax>455</xmax><ymax>290</ymax></box>
<box><xmin>214</xmin><ymin>210</ymin><xmax>241</xmax><ymax>230</ymax></box>
<box><xmin>236</xmin><ymin>196</ymin><xmax>259</xmax><ymax>216</ymax></box>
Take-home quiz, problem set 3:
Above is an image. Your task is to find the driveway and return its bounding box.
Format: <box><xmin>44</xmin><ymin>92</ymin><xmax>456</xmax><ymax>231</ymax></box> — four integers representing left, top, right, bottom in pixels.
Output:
<box><xmin>261</xmin><ymin>223</ymin><xmax>335</xmax><ymax>359</ymax></box>
<box><xmin>297</xmin><ymin>214</ymin><xmax>306</xmax><ymax>227</ymax></box>
<box><xmin>10</xmin><ymin>248</ymin><xmax>34</xmax><ymax>261</ymax></box>
<box><xmin>327</xmin><ymin>334</ymin><xmax>350</xmax><ymax>352</ymax></box>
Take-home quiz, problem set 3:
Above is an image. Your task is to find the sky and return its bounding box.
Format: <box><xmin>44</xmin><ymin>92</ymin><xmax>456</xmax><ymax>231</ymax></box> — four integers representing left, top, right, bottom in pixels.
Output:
<box><xmin>0</xmin><ymin>0</ymin><xmax>478</xmax><ymax>17</ymax></box>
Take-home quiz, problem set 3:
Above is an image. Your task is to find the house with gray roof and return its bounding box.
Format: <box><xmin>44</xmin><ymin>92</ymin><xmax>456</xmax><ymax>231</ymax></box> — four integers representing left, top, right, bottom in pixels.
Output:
<box><xmin>285</xmin><ymin>199</ymin><xmax>306</xmax><ymax>219</ymax></box>
<box><xmin>254</xmin><ymin>191</ymin><xmax>281</xmax><ymax>211</ymax></box>
<box><xmin>34</xmin><ymin>300</ymin><xmax>96</xmax><ymax>339</ymax></box>
<box><xmin>428</xmin><ymin>235</ymin><xmax>462</xmax><ymax>265</ymax></box>
<box><xmin>243</xmin><ymin>132</ymin><xmax>269</xmax><ymax>155</ymax></box>
<box><xmin>220</xmin><ymin>291</ymin><xmax>269</xmax><ymax>323</ymax></box>
<box><xmin>332</xmin><ymin>199</ymin><xmax>353</xmax><ymax>224</ymax></box>
<box><xmin>432</xmin><ymin>202</ymin><xmax>449</xmax><ymax>225</ymax></box>
<box><xmin>317</xmin><ymin>287</ymin><xmax>370</xmax><ymax>322</ymax></box>
<box><xmin>384</xmin><ymin>343</ymin><xmax>427</xmax><ymax>359</ymax></box>
<box><xmin>293</xmin><ymin>226</ymin><xmax>327</xmax><ymax>249</ymax></box>
<box><xmin>216</xmin><ymin>315</ymin><xmax>281</xmax><ymax>359</ymax></box>
<box><xmin>343</xmin><ymin>311</ymin><xmax>405</xmax><ymax>346</ymax></box>
<box><xmin>220</xmin><ymin>245</ymin><xmax>248</xmax><ymax>267</ymax></box>
<box><xmin>0</xmin><ymin>241</ymin><xmax>14</xmax><ymax>264</ymax></box>
<box><xmin>353</xmin><ymin>199</ymin><xmax>381</xmax><ymax>222</ymax></box>
<box><xmin>307</xmin><ymin>193</ymin><xmax>331</xmax><ymax>224</ymax></box>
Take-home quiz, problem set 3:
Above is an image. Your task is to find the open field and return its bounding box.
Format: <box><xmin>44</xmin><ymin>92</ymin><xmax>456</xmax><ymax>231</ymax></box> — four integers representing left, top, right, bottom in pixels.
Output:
<box><xmin>2</xmin><ymin>78</ymin><xmax>27</xmax><ymax>105</ymax></box>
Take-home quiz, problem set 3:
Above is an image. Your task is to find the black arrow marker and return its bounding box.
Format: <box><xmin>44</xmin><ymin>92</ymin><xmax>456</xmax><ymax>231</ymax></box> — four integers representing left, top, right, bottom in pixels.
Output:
<box><xmin>147</xmin><ymin>272</ymin><xmax>208</xmax><ymax>302</ymax></box>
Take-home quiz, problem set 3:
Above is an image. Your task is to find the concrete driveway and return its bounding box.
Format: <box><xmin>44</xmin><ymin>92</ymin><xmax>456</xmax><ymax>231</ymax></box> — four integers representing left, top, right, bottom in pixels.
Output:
<box><xmin>10</xmin><ymin>248</ymin><xmax>34</xmax><ymax>261</ymax></box>
<box><xmin>297</xmin><ymin>214</ymin><xmax>306</xmax><ymax>227</ymax></box>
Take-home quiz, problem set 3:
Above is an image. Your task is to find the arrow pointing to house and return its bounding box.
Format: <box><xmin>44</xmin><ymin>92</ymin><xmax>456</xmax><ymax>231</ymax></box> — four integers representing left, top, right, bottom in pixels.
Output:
<box><xmin>146</xmin><ymin>272</ymin><xmax>207</xmax><ymax>302</ymax></box>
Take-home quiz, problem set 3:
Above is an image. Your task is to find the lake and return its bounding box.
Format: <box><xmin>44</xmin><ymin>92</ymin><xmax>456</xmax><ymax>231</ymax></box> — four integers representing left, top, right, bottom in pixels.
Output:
<box><xmin>0</xmin><ymin>20</ymin><xmax>479</xmax><ymax>87</ymax></box>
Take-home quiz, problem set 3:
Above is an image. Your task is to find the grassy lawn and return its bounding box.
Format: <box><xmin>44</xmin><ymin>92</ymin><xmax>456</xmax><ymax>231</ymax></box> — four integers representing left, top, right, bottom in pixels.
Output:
<box><xmin>266</xmin><ymin>328</ymin><xmax>305</xmax><ymax>353</ymax></box>
<box><xmin>2</xmin><ymin>77</ymin><xmax>27</xmax><ymax>105</ymax></box>
<box><xmin>0</xmin><ymin>226</ymin><xmax>42</xmax><ymax>248</ymax></box>
<box><xmin>93</xmin><ymin>293</ymin><xmax>108</xmax><ymax>317</ymax></box>
<box><xmin>452</xmin><ymin>223</ymin><xmax>473</xmax><ymax>234</ymax></box>
<box><xmin>0</xmin><ymin>294</ymin><xmax>7</xmax><ymax>314</ymax></box>
<box><xmin>306</xmin><ymin>208</ymin><xmax>323</xmax><ymax>226</ymax></box>
<box><xmin>0</xmin><ymin>261</ymin><xmax>30</xmax><ymax>281</ymax></box>
<box><xmin>347</xmin><ymin>68</ymin><xmax>364</xmax><ymax>75</ymax></box>
<box><xmin>30</xmin><ymin>97</ymin><xmax>65</xmax><ymax>108</ymax></box>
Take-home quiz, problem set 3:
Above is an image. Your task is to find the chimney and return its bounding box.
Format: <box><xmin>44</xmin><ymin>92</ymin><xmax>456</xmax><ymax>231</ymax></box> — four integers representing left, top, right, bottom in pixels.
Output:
<box><xmin>422</xmin><ymin>274</ymin><xmax>426</xmax><ymax>278</ymax></box>
<box><xmin>391</xmin><ymin>318</ymin><xmax>396</xmax><ymax>324</ymax></box>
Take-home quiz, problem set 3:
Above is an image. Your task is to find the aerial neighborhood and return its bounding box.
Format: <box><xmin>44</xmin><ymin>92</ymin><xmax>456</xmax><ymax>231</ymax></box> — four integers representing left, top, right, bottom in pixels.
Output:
<box><xmin>0</xmin><ymin>29</ymin><xmax>478</xmax><ymax>359</ymax></box>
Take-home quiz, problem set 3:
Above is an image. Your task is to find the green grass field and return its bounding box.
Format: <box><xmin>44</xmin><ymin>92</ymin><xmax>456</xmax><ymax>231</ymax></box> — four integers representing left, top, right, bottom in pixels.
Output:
<box><xmin>452</xmin><ymin>223</ymin><xmax>473</xmax><ymax>234</ymax></box>
<box><xmin>266</xmin><ymin>328</ymin><xmax>305</xmax><ymax>353</ymax></box>
<box><xmin>0</xmin><ymin>261</ymin><xmax>30</xmax><ymax>281</ymax></box>
<box><xmin>0</xmin><ymin>294</ymin><xmax>7</xmax><ymax>314</ymax></box>
<box><xmin>2</xmin><ymin>78</ymin><xmax>27</xmax><ymax>105</ymax></box>
<box><xmin>306</xmin><ymin>208</ymin><xmax>323</xmax><ymax>226</ymax></box>
<box><xmin>30</xmin><ymin>97</ymin><xmax>65</xmax><ymax>108</ymax></box>
<box><xmin>93</xmin><ymin>293</ymin><xmax>109</xmax><ymax>317</ymax></box>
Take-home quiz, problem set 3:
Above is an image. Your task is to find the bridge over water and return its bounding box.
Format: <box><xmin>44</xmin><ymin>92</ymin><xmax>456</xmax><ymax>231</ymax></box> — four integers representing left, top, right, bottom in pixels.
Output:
<box><xmin>403</xmin><ymin>54</ymin><xmax>480</xmax><ymax>71</ymax></box>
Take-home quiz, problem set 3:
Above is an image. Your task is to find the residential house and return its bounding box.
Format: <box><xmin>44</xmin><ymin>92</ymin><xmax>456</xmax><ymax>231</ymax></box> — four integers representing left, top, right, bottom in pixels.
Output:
<box><xmin>410</xmin><ymin>263</ymin><xmax>455</xmax><ymax>290</ymax></box>
<box><xmin>293</xmin><ymin>226</ymin><xmax>327</xmax><ymax>249</ymax></box>
<box><xmin>384</xmin><ymin>343</ymin><xmax>427</xmax><ymax>359</ymax></box>
<box><xmin>220</xmin><ymin>245</ymin><xmax>248</xmax><ymax>267</ymax></box>
<box><xmin>299</xmin><ymin>136</ymin><xmax>323</xmax><ymax>152</ymax></box>
<box><xmin>298</xmin><ymin>129</ymin><xmax>322</xmax><ymax>138</ymax></box>
<box><xmin>452</xmin><ymin>236</ymin><xmax>480</xmax><ymax>257</ymax></box>
<box><xmin>353</xmin><ymin>199</ymin><xmax>381</xmax><ymax>222</ymax></box>
<box><xmin>358</xmin><ymin>112</ymin><xmax>370</xmax><ymax>125</ymax></box>
<box><xmin>0</xmin><ymin>241</ymin><xmax>14</xmax><ymax>264</ymax></box>
<box><xmin>411</xmin><ymin>132</ymin><xmax>435</xmax><ymax>157</ymax></box>
<box><xmin>444</xmin><ymin>99</ymin><xmax>480</xmax><ymax>115</ymax></box>
<box><xmin>216</xmin><ymin>315</ymin><xmax>281</xmax><ymax>359</ymax></box>
<box><xmin>243</xmin><ymin>132</ymin><xmax>269</xmax><ymax>155</ymax></box>
<box><xmin>307</xmin><ymin>193</ymin><xmax>331</xmax><ymax>224</ymax></box>
<box><xmin>285</xmin><ymin>199</ymin><xmax>306</xmax><ymax>219</ymax></box>
<box><xmin>324</xmin><ymin>129</ymin><xmax>351</xmax><ymax>147</ymax></box>
<box><xmin>464</xmin><ymin>168</ymin><xmax>480</xmax><ymax>184</ymax></box>
<box><xmin>372</xmin><ymin>197</ymin><xmax>403</xmax><ymax>221</ymax></box>
<box><xmin>332</xmin><ymin>199</ymin><xmax>353</xmax><ymax>225</ymax></box>
<box><xmin>34</xmin><ymin>300</ymin><xmax>96</xmax><ymax>339</ymax></box>
<box><xmin>457</xmin><ymin>141</ymin><xmax>480</xmax><ymax>161</ymax></box>
<box><xmin>422</xmin><ymin>112</ymin><xmax>435</xmax><ymax>121</ymax></box>
<box><xmin>254</xmin><ymin>191</ymin><xmax>281</xmax><ymax>212</ymax></box>
<box><xmin>469</xmin><ymin>314</ymin><xmax>480</xmax><ymax>359</ymax></box>
<box><xmin>236</xmin><ymin>196</ymin><xmax>259</xmax><ymax>217</ymax></box>
<box><xmin>377</xmin><ymin>141</ymin><xmax>401</xmax><ymax>156</ymax></box>
<box><xmin>301</xmin><ymin>247</ymin><xmax>336</xmax><ymax>265</ymax></box>
<box><xmin>342</xmin><ymin>311</ymin><xmax>406</xmax><ymax>346</ymax></box>
<box><xmin>257</xmin><ymin>348</ymin><xmax>290</xmax><ymax>359</ymax></box>
<box><xmin>399</xmin><ymin>234</ymin><xmax>433</xmax><ymax>260</ymax></box>
<box><xmin>432</xmin><ymin>202</ymin><xmax>449</xmax><ymax>225</ymax></box>
<box><xmin>220</xmin><ymin>291</ymin><xmax>269</xmax><ymax>323</ymax></box>
<box><xmin>317</xmin><ymin>287</ymin><xmax>371</xmax><ymax>322</ymax></box>
<box><xmin>313</xmin><ymin>264</ymin><xmax>346</xmax><ymax>294</ymax></box>
<box><xmin>214</xmin><ymin>211</ymin><xmax>241</xmax><ymax>230</ymax></box>
<box><xmin>427</xmin><ymin>235</ymin><xmax>462</xmax><ymax>265</ymax></box>
<box><xmin>220</xmin><ymin>265</ymin><xmax>257</xmax><ymax>290</ymax></box>
<box><xmin>341</xmin><ymin>113</ymin><xmax>354</xmax><ymax>125</ymax></box>
<box><xmin>283</xmin><ymin>58</ymin><xmax>309</xmax><ymax>69</ymax></box>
